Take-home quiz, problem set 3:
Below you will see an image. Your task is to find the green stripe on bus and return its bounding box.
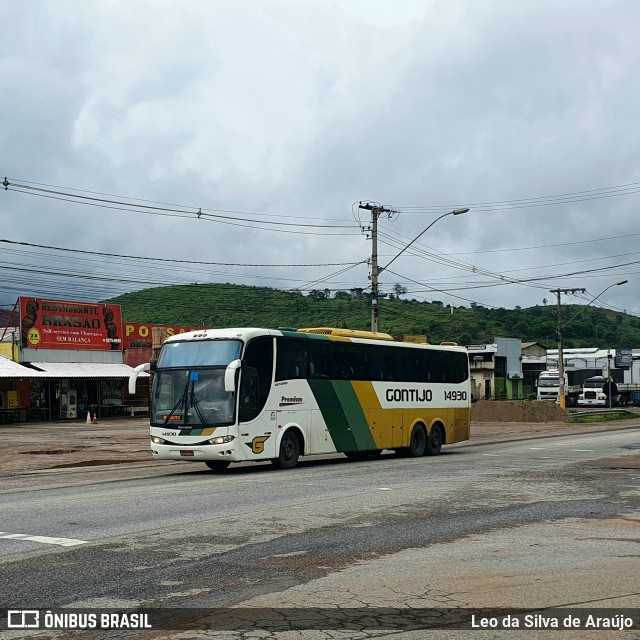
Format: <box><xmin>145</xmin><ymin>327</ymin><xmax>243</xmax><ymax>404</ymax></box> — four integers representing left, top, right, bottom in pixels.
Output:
<box><xmin>308</xmin><ymin>380</ymin><xmax>358</xmax><ymax>451</ymax></box>
<box><xmin>308</xmin><ymin>380</ymin><xmax>377</xmax><ymax>452</ymax></box>
<box><xmin>330</xmin><ymin>381</ymin><xmax>378</xmax><ymax>450</ymax></box>
<box><xmin>279</xmin><ymin>331</ymin><xmax>329</xmax><ymax>341</ymax></box>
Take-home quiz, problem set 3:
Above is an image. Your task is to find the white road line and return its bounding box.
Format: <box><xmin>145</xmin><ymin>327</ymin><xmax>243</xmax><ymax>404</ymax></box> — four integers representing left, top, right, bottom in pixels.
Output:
<box><xmin>571</xmin><ymin>449</ymin><xmax>594</xmax><ymax>452</ymax></box>
<box><xmin>0</xmin><ymin>532</ymin><xmax>88</xmax><ymax>547</ymax></box>
<box><xmin>529</xmin><ymin>447</ymin><xmax>546</xmax><ymax>450</ymax></box>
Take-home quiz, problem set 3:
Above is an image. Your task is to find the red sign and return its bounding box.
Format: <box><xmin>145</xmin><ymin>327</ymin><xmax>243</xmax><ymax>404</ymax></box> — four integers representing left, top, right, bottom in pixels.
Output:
<box><xmin>123</xmin><ymin>323</ymin><xmax>200</xmax><ymax>349</ymax></box>
<box><xmin>19</xmin><ymin>297</ymin><xmax>123</xmax><ymax>351</ymax></box>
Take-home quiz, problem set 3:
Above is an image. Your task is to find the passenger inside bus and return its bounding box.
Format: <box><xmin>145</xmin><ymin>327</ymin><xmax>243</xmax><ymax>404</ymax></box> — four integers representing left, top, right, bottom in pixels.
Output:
<box><xmin>296</xmin><ymin>357</ymin><xmax>308</xmax><ymax>378</ymax></box>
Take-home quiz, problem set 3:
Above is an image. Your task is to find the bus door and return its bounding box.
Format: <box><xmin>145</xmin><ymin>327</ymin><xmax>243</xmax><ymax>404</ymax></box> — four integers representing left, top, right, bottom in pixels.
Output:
<box><xmin>238</xmin><ymin>365</ymin><xmax>278</xmax><ymax>461</ymax></box>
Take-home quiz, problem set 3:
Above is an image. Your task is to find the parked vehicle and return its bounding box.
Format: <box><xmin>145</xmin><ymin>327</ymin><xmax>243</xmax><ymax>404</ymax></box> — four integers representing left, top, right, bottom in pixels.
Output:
<box><xmin>536</xmin><ymin>369</ymin><xmax>581</xmax><ymax>404</ymax></box>
<box><xmin>577</xmin><ymin>376</ymin><xmax>608</xmax><ymax>407</ymax></box>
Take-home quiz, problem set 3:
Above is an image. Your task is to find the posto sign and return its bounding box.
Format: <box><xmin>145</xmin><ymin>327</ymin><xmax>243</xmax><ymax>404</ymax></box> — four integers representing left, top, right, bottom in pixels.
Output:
<box><xmin>123</xmin><ymin>323</ymin><xmax>200</xmax><ymax>349</ymax></box>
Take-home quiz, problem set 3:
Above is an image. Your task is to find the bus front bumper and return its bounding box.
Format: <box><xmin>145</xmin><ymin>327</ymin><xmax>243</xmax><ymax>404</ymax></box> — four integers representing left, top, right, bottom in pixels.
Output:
<box><xmin>150</xmin><ymin>442</ymin><xmax>237</xmax><ymax>461</ymax></box>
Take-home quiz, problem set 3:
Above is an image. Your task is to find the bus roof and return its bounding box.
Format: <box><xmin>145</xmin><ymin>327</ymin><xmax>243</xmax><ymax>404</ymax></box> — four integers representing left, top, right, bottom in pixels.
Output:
<box><xmin>162</xmin><ymin>327</ymin><xmax>467</xmax><ymax>352</ymax></box>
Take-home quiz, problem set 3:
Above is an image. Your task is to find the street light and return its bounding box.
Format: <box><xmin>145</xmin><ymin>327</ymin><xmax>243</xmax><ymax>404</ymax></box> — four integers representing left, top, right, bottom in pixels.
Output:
<box><xmin>370</xmin><ymin>207</ymin><xmax>469</xmax><ymax>331</ymax></box>
<box><xmin>554</xmin><ymin>279</ymin><xmax>628</xmax><ymax>409</ymax></box>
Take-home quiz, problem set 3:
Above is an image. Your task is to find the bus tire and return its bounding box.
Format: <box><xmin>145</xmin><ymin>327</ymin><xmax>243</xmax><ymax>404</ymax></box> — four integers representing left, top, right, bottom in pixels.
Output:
<box><xmin>408</xmin><ymin>424</ymin><xmax>427</xmax><ymax>457</ymax></box>
<box><xmin>205</xmin><ymin>461</ymin><xmax>231</xmax><ymax>472</ymax></box>
<box><xmin>272</xmin><ymin>431</ymin><xmax>300</xmax><ymax>470</ymax></box>
<box><xmin>426</xmin><ymin>424</ymin><xmax>443</xmax><ymax>456</ymax></box>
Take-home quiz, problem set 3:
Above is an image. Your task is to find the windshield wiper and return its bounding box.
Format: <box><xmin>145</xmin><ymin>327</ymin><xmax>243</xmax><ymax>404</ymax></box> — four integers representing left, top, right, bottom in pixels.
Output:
<box><xmin>186</xmin><ymin>379</ymin><xmax>208</xmax><ymax>425</ymax></box>
<box><xmin>163</xmin><ymin>377</ymin><xmax>190</xmax><ymax>426</ymax></box>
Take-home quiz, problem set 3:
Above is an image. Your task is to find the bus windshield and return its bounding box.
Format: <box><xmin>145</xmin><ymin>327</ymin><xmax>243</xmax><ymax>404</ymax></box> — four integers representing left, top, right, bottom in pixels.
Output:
<box><xmin>157</xmin><ymin>339</ymin><xmax>242</xmax><ymax>368</ymax></box>
<box><xmin>153</xmin><ymin>339</ymin><xmax>243</xmax><ymax>426</ymax></box>
<box><xmin>152</xmin><ymin>369</ymin><xmax>234</xmax><ymax>427</ymax></box>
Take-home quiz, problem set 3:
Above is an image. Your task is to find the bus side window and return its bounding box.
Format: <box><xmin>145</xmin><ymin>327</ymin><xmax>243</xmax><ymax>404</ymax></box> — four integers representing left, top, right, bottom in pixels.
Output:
<box><xmin>295</xmin><ymin>356</ymin><xmax>308</xmax><ymax>378</ymax></box>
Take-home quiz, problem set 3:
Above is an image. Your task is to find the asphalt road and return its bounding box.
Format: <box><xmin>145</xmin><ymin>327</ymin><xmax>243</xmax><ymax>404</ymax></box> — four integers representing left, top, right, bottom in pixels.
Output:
<box><xmin>0</xmin><ymin>424</ymin><xmax>638</xmax><ymax>639</ymax></box>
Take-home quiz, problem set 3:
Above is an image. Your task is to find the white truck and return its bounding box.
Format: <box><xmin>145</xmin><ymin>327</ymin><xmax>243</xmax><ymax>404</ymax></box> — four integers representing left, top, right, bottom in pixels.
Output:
<box><xmin>577</xmin><ymin>376</ymin><xmax>609</xmax><ymax>407</ymax></box>
<box><xmin>536</xmin><ymin>369</ymin><xmax>581</xmax><ymax>404</ymax></box>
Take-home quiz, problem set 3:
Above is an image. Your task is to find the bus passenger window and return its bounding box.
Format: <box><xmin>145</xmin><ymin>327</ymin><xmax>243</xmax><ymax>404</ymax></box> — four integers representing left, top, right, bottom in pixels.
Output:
<box><xmin>296</xmin><ymin>357</ymin><xmax>308</xmax><ymax>378</ymax></box>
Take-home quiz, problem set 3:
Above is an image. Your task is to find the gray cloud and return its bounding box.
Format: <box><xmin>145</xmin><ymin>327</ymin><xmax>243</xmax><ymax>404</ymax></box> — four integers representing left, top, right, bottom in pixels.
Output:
<box><xmin>1</xmin><ymin>0</ymin><xmax>639</xmax><ymax>319</ymax></box>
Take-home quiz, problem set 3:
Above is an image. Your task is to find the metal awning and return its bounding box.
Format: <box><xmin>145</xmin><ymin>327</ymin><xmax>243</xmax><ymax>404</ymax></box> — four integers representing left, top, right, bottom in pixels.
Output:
<box><xmin>0</xmin><ymin>356</ymin><xmax>47</xmax><ymax>378</ymax></box>
<box><xmin>27</xmin><ymin>362</ymin><xmax>150</xmax><ymax>378</ymax></box>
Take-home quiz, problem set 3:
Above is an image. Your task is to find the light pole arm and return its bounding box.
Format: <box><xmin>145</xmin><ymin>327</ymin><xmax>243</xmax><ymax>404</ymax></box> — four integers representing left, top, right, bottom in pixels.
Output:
<box><xmin>563</xmin><ymin>280</ymin><xmax>628</xmax><ymax>328</ymax></box>
<box><xmin>379</xmin><ymin>207</ymin><xmax>469</xmax><ymax>275</ymax></box>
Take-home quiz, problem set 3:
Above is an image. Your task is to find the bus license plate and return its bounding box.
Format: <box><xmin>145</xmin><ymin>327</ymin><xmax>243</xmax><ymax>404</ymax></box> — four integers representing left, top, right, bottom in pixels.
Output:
<box><xmin>180</xmin><ymin>450</ymin><xmax>194</xmax><ymax>457</ymax></box>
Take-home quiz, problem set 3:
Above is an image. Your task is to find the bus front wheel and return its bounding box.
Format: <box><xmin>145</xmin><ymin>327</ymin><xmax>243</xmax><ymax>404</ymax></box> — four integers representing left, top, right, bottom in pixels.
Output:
<box><xmin>272</xmin><ymin>431</ymin><xmax>300</xmax><ymax>470</ymax></box>
<box><xmin>205</xmin><ymin>461</ymin><xmax>231</xmax><ymax>472</ymax></box>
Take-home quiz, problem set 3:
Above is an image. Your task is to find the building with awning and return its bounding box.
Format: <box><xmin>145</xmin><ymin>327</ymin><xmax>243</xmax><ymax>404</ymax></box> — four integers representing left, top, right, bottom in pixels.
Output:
<box><xmin>0</xmin><ymin>355</ymin><xmax>47</xmax><ymax>422</ymax></box>
<box><xmin>1</xmin><ymin>296</ymin><xmax>152</xmax><ymax>423</ymax></box>
<box><xmin>27</xmin><ymin>362</ymin><xmax>145</xmax><ymax>378</ymax></box>
<box><xmin>0</xmin><ymin>355</ymin><xmax>47</xmax><ymax>378</ymax></box>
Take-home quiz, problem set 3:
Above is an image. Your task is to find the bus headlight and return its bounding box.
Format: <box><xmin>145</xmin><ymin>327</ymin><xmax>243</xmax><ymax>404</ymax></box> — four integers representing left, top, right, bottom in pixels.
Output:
<box><xmin>207</xmin><ymin>435</ymin><xmax>235</xmax><ymax>445</ymax></box>
<box><xmin>151</xmin><ymin>436</ymin><xmax>167</xmax><ymax>445</ymax></box>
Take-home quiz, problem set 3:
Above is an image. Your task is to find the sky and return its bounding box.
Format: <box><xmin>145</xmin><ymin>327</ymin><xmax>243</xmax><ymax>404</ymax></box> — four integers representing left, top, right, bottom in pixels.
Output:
<box><xmin>1</xmin><ymin>0</ymin><xmax>640</xmax><ymax>322</ymax></box>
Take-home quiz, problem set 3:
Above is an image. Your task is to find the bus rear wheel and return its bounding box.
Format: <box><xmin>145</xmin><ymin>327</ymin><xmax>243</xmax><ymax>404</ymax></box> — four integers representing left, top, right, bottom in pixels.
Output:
<box><xmin>272</xmin><ymin>431</ymin><xmax>300</xmax><ymax>470</ymax></box>
<box><xmin>408</xmin><ymin>424</ymin><xmax>427</xmax><ymax>457</ymax></box>
<box><xmin>426</xmin><ymin>425</ymin><xmax>443</xmax><ymax>456</ymax></box>
<box><xmin>205</xmin><ymin>461</ymin><xmax>231</xmax><ymax>472</ymax></box>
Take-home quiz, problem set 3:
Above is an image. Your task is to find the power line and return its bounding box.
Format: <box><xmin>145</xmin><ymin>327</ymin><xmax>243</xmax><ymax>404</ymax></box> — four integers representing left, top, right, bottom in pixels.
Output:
<box><xmin>4</xmin><ymin>179</ymin><xmax>361</xmax><ymax>235</ymax></box>
<box><xmin>0</xmin><ymin>238</ymin><xmax>362</xmax><ymax>268</ymax></box>
<box><xmin>8</xmin><ymin>176</ymin><xmax>352</xmax><ymax>223</ymax></box>
<box><xmin>393</xmin><ymin>180</ymin><xmax>640</xmax><ymax>213</ymax></box>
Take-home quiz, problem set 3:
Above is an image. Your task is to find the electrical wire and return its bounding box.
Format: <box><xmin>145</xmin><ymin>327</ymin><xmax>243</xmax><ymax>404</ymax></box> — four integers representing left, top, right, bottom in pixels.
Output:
<box><xmin>0</xmin><ymin>238</ymin><xmax>362</xmax><ymax>268</ymax></box>
<box><xmin>4</xmin><ymin>179</ymin><xmax>361</xmax><ymax>235</ymax></box>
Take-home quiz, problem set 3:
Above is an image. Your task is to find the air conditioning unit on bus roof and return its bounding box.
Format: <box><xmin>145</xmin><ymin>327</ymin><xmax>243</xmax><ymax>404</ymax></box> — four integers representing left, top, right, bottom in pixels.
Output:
<box><xmin>297</xmin><ymin>327</ymin><xmax>394</xmax><ymax>341</ymax></box>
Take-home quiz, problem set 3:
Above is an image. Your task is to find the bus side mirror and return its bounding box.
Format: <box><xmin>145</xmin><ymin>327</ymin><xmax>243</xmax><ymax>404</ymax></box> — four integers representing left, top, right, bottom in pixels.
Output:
<box><xmin>225</xmin><ymin>359</ymin><xmax>242</xmax><ymax>393</ymax></box>
<box><xmin>128</xmin><ymin>362</ymin><xmax>151</xmax><ymax>395</ymax></box>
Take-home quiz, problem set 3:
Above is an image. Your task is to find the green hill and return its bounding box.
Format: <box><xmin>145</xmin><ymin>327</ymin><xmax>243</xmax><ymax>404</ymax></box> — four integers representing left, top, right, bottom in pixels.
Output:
<box><xmin>106</xmin><ymin>283</ymin><xmax>640</xmax><ymax>348</ymax></box>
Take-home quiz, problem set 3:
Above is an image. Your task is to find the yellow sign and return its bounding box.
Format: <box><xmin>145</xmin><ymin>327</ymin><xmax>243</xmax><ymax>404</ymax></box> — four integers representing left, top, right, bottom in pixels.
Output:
<box><xmin>27</xmin><ymin>328</ymin><xmax>41</xmax><ymax>346</ymax></box>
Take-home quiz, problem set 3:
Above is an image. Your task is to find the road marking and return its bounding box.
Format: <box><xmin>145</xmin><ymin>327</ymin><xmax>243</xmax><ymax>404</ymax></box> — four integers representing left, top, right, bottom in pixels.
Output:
<box><xmin>529</xmin><ymin>447</ymin><xmax>546</xmax><ymax>450</ymax></box>
<box><xmin>571</xmin><ymin>449</ymin><xmax>594</xmax><ymax>452</ymax></box>
<box><xmin>482</xmin><ymin>454</ymin><xmax>500</xmax><ymax>457</ymax></box>
<box><xmin>0</xmin><ymin>532</ymin><xmax>88</xmax><ymax>547</ymax></box>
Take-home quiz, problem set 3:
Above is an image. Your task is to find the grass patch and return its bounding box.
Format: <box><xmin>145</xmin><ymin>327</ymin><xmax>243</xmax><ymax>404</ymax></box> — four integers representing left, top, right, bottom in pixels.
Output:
<box><xmin>570</xmin><ymin>412</ymin><xmax>639</xmax><ymax>424</ymax></box>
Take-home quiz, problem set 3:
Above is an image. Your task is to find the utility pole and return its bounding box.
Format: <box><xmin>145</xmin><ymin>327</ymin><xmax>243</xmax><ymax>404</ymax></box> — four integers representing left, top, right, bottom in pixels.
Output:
<box><xmin>358</xmin><ymin>202</ymin><xmax>395</xmax><ymax>332</ymax></box>
<box><xmin>550</xmin><ymin>288</ymin><xmax>586</xmax><ymax>409</ymax></box>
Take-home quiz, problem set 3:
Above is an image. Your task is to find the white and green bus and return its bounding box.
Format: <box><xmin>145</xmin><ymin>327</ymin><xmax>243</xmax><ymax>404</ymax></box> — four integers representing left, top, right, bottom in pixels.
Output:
<box><xmin>129</xmin><ymin>327</ymin><xmax>471</xmax><ymax>471</ymax></box>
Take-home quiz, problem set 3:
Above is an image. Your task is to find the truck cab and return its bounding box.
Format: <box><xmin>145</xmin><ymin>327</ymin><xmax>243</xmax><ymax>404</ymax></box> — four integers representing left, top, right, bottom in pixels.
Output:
<box><xmin>577</xmin><ymin>376</ymin><xmax>608</xmax><ymax>407</ymax></box>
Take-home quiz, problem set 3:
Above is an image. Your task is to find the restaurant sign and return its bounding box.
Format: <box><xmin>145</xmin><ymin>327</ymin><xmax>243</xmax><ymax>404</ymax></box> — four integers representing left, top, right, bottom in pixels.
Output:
<box><xmin>19</xmin><ymin>297</ymin><xmax>123</xmax><ymax>351</ymax></box>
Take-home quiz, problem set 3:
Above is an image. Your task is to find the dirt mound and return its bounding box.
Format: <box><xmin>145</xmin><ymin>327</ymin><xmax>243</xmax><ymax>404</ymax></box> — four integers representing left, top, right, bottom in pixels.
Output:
<box><xmin>472</xmin><ymin>400</ymin><xmax>569</xmax><ymax>423</ymax></box>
